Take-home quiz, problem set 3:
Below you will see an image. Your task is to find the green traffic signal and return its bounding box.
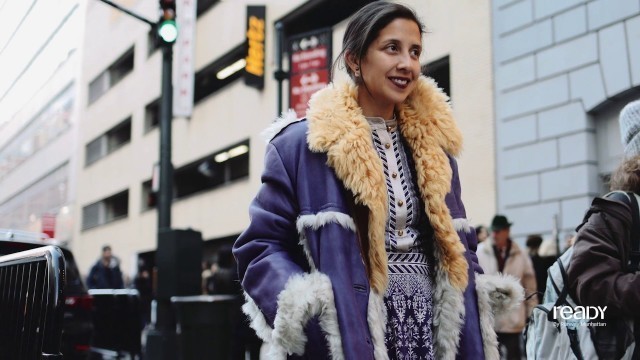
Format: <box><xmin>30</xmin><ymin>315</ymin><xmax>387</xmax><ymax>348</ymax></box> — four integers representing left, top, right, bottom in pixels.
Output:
<box><xmin>158</xmin><ymin>19</ymin><xmax>178</xmax><ymax>43</ymax></box>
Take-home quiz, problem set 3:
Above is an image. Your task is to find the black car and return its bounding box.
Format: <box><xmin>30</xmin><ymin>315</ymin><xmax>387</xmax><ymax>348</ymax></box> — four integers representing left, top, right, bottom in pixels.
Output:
<box><xmin>0</xmin><ymin>230</ymin><xmax>94</xmax><ymax>359</ymax></box>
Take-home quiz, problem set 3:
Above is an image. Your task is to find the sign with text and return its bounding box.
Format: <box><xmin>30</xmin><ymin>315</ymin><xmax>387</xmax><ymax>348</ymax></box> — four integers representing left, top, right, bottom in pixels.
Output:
<box><xmin>289</xmin><ymin>29</ymin><xmax>332</xmax><ymax>117</ymax></box>
<box><xmin>245</xmin><ymin>6</ymin><xmax>266</xmax><ymax>89</ymax></box>
<box><xmin>173</xmin><ymin>0</ymin><xmax>197</xmax><ymax>117</ymax></box>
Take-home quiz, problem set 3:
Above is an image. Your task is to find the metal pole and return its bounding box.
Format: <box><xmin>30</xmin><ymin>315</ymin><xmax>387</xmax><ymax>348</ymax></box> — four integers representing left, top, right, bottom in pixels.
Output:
<box><xmin>97</xmin><ymin>0</ymin><xmax>155</xmax><ymax>26</ymax></box>
<box><xmin>158</xmin><ymin>44</ymin><xmax>173</xmax><ymax>230</ymax></box>
<box><xmin>274</xmin><ymin>22</ymin><xmax>285</xmax><ymax>115</ymax></box>
<box><xmin>144</xmin><ymin>42</ymin><xmax>178</xmax><ymax>360</ymax></box>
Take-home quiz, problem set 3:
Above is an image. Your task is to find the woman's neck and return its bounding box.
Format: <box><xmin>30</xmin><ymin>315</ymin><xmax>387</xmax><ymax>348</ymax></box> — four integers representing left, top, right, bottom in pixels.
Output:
<box><xmin>357</xmin><ymin>91</ymin><xmax>394</xmax><ymax>119</ymax></box>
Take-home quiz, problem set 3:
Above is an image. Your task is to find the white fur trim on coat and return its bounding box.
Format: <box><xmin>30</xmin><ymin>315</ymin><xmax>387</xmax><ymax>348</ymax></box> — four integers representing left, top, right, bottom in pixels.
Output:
<box><xmin>296</xmin><ymin>212</ymin><xmax>356</xmax><ymax>270</ymax></box>
<box><xmin>432</xmin><ymin>266</ymin><xmax>465</xmax><ymax>360</ymax></box>
<box><xmin>242</xmin><ymin>272</ymin><xmax>344</xmax><ymax>359</ymax></box>
<box><xmin>367</xmin><ymin>290</ymin><xmax>389</xmax><ymax>360</ymax></box>
<box><xmin>474</xmin><ymin>274</ymin><xmax>500</xmax><ymax>360</ymax></box>
<box><xmin>261</xmin><ymin>109</ymin><xmax>303</xmax><ymax>143</ymax></box>
<box><xmin>452</xmin><ymin>218</ymin><xmax>472</xmax><ymax>233</ymax></box>
<box><xmin>475</xmin><ymin>273</ymin><xmax>524</xmax><ymax>316</ymax></box>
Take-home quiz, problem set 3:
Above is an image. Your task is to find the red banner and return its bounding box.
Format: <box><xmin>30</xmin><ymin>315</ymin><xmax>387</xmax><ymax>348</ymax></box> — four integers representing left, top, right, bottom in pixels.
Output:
<box><xmin>290</xmin><ymin>70</ymin><xmax>329</xmax><ymax>118</ymax></box>
<box><xmin>289</xmin><ymin>30</ymin><xmax>332</xmax><ymax>118</ymax></box>
<box><xmin>42</xmin><ymin>213</ymin><xmax>56</xmax><ymax>239</ymax></box>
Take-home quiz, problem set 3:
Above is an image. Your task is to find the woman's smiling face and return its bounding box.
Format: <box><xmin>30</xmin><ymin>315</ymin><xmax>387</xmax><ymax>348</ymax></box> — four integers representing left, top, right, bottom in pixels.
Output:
<box><xmin>350</xmin><ymin>18</ymin><xmax>423</xmax><ymax>118</ymax></box>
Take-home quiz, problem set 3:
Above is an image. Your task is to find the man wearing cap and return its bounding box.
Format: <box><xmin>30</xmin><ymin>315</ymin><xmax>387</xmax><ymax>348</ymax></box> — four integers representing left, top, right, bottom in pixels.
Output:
<box><xmin>477</xmin><ymin>215</ymin><xmax>537</xmax><ymax>360</ymax></box>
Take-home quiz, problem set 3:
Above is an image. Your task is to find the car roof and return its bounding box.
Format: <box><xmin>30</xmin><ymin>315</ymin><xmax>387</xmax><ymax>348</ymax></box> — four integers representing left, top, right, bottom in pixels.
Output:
<box><xmin>0</xmin><ymin>228</ymin><xmax>68</xmax><ymax>249</ymax></box>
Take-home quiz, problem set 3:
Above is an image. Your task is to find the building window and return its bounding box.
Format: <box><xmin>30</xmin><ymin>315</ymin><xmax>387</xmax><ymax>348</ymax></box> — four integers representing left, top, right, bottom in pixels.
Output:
<box><xmin>197</xmin><ymin>0</ymin><xmax>219</xmax><ymax>17</ymax></box>
<box><xmin>82</xmin><ymin>190</ymin><xmax>129</xmax><ymax>230</ymax></box>
<box><xmin>141</xmin><ymin>140</ymin><xmax>250</xmax><ymax>211</ymax></box>
<box><xmin>147</xmin><ymin>28</ymin><xmax>160</xmax><ymax>57</ymax></box>
<box><xmin>194</xmin><ymin>43</ymin><xmax>246</xmax><ymax>104</ymax></box>
<box><xmin>141</xmin><ymin>180</ymin><xmax>157</xmax><ymax>211</ymax></box>
<box><xmin>85</xmin><ymin>117</ymin><xmax>132</xmax><ymax>166</ymax></box>
<box><xmin>88</xmin><ymin>46</ymin><xmax>135</xmax><ymax>104</ymax></box>
<box><xmin>0</xmin><ymin>85</ymin><xmax>74</xmax><ymax>180</ymax></box>
<box><xmin>144</xmin><ymin>98</ymin><xmax>160</xmax><ymax>132</ymax></box>
<box><xmin>422</xmin><ymin>56</ymin><xmax>451</xmax><ymax>101</ymax></box>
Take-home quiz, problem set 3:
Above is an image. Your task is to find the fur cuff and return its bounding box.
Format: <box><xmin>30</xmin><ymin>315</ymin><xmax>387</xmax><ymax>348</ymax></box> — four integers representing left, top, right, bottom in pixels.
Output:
<box><xmin>242</xmin><ymin>272</ymin><xmax>344</xmax><ymax>359</ymax></box>
<box><xmin>474</xmin><ymin>274</ymin><xmax>499</xmax><ymax>360</ymax></box>
<box><xmin>261</xmin><ymin>109</ymin><xmax>302</xmax><ymax>143</ymax></box>
<box><xmin>452</xmin><ymin>218</ymin><xmax>472</xmax><ymax>233</ymax></box>
<box><xmin>475</xmin><ymin>273</ymin><xmax>524</xmax><ymax>316</ymax></box>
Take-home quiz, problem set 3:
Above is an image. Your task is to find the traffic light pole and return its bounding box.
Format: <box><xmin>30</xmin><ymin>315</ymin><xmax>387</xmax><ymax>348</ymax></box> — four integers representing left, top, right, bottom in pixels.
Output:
<box><xmin>94</xmin><ymin>1</ymin><xmax>178</xmax><ymax>358</ymax></box>
<box><xmin>158</xmin><ymin>43</ymin><xmax>173</xmax><ymax>230</ymax></box>
<box><xmin>145</xmin><ymin>40</ymin><xmax>178</xmax><ymax>360</ymax></box>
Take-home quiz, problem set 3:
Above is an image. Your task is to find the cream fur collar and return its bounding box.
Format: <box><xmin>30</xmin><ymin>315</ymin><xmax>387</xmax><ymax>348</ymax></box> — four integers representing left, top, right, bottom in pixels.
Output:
<box><xmin>306</xmin><ymin>76</ymin><xmax>468</xmax><ymax>293</ymax></box>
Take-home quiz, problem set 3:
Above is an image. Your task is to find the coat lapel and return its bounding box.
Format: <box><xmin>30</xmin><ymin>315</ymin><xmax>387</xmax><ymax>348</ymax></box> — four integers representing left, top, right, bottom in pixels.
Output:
<box><xmin>306</xmin><ymin>76</ymin><xmax>468</xmax><ymax>293</ymax></box>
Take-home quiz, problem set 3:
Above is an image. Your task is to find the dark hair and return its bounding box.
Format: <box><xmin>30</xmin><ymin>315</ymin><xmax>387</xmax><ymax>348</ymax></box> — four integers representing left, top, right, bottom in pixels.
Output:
<box><xmin>525</xmin><ymin>234</ymin><xmax>543</xmax><ymax>249</ymax></box>
<box><xmin>475</xmin><ymin>225</ymin><xmax>486</xmax><ymax>236</ymax></box>
<box><xmin>102</xmin><ymin>245</ymin><xmax>111</xmax><ymax>252</ymax></box>
<box><xmin>332</xmin><ymin>1</ymin><xmax>425</xmax><ymax>82</ymax></box>
<box><xmin>610</xmin><ymin>155</ymin><xmax>640</xmax><ymax>193</ymax></box>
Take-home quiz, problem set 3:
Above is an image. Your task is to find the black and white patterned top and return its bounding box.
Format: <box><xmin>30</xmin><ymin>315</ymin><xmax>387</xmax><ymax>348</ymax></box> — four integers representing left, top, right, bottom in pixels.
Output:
<box><xmin>367</xmin><ymin>116</ymin><xmax>436</xmax><ymax>360</ymax></box>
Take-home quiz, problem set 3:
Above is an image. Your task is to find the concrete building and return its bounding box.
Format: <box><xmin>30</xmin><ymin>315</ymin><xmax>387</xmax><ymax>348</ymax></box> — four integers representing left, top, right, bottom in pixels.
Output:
<box><xmin>0</xmin><ymin>0</ymin><xmax>85</xmax><ymax>244</ymax></box>
<box><xmin>75</xmin><ymin>0</ymin><xmax>496</xmax><ymax>278</ymax></box>
<box><xmin>492</xmin><ymin>0</ymin><xmax>640</xmax><ymax>246</ymax></box>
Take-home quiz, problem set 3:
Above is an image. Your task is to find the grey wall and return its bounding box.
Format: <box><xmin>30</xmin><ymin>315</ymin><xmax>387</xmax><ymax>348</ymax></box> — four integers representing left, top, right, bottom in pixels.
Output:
<box><xmin>492</xmin><ymin>0</ymin><xmax>640</xmax><ymax>244</ymax></box>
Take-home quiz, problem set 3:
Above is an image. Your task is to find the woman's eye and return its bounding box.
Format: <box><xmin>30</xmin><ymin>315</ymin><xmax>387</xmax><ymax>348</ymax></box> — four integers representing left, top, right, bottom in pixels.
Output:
<box><xmin>387</xmin><ymin>45</ymin><xmax>398</xmax><ymax>52</ymax></box>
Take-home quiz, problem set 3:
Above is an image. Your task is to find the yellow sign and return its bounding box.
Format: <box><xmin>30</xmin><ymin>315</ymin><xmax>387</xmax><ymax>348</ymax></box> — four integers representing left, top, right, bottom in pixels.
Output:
<box><xmin>246</xmin><ymin>15</ymin><xmax>265</xmax><ymax>77</ymax></box>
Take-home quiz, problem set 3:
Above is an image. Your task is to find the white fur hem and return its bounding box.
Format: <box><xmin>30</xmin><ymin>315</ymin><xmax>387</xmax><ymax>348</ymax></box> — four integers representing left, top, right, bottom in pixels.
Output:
<box><xmin>242</xmin><ymin>272</ymin><xmax>344</xmax><ymax>359</ymax></box>
<box><xmin>432</xmin><ymin>268</ymin><xmax>465</xmax><ymax>360</ymax></box>
<box><xmin>367</xmin><ymin>290</ymin><xmax>389</xmax><ymax>360</ymax></box>
<box><xmin>452</xmin><ymin>218</ymin><xmax>472</xmax><ymax>233</ymax></box>
<box><xmin>475</xmin><ymin>273</ymin><xmax>524</xmax><ymax>316</ymax></box>
<box><xmin>474</xmin><ymin>274</ymin><xmax>500</xmax><ymax>360</ymax></box>
<box><xmin>261</xmin><ymin>109</ymin><xmax>303</xmax><ymax>143</ymax></box>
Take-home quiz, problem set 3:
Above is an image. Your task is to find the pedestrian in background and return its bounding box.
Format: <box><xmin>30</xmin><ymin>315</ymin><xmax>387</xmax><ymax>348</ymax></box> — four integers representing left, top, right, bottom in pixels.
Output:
<box><xmin>201</xmin><ymin>260</ymin><xmax>213</xmax><ymax>294</ymax></box>
<box><xmin>475</xmin><ymin>224</ymin><xmax>489</xmax><ymax>243</ymax></box>
<box><xmin>568</xmin><ymin>99</ymin><xmax>640</xmax><ymax>359</ymax></box>
<box><xmin>87</xmin><ymin>244</ymin><xmax>124</xmax><ymax>289</ymax></box>
<box><xmin>234</xmin><ymin>2</ymin><xmax>522</xmax><ymax>359</ymax></box>
<box><xmin>477</xmin><ymin>215</ymin><xmax>537</xmax><ymax>360</ymax></box>
<box><xmin>133</xmin><ymin>262</ymin><xmax>153</xmax><ymax>329</ymax></box>
<box><xmin>525</xmin><ymin>234</ymin><xmax>555</xmax><ymax>303</ymax></box>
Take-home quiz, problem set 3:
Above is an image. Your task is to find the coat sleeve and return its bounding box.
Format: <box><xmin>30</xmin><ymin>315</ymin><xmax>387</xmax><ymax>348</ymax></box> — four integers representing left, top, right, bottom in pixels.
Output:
<box><xmin>449</xmin><ymin>156</ymin><xmax>483</xmax><ymax>274</ymax></box>
<box><xmin>233</xmin><ymin>142</ymin><xmax>306</xmax><ymax>326</ymax></box>
<box><xmin>568</xmin><ymin>199</ymin><xmax>640</xmax><ymax>317</ymax></box>
<box><xmin>87</xmin><ymin>264</ymin><xmax>97</xmax><ymax>289</ymax></box>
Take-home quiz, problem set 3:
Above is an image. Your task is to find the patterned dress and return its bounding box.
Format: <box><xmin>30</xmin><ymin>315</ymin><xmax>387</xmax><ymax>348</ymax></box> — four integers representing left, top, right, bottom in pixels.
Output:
<box><xmin>367</xmin><ymin>116</ymin><xmax>436</xmax><ymax>360</ymax></box>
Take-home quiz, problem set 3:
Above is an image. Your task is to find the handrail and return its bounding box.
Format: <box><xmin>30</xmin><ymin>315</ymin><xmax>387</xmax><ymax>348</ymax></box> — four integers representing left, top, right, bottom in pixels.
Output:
<box><xmin>0</xmin><ymin>245</ymin><xmax>66</xmax><ymax>359</ymax></box>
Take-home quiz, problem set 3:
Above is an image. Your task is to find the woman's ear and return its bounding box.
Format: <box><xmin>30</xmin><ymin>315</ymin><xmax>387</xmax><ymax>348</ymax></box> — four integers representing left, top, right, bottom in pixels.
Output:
<box><xmin>345</xmin><ymin>51</ymin><xmax>359</xmax><ymax>74</ymax></box>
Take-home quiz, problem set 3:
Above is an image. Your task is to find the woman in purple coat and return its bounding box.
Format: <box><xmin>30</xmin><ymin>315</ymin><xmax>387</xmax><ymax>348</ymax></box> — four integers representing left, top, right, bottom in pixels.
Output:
<box><xmin>234</xmin><ymin>2</ymin><xmax>522</xmax><ymax>359</ymax></box>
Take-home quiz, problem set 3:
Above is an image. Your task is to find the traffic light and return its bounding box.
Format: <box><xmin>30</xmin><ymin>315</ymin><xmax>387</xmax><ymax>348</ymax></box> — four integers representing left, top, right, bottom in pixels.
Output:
<box><xmin>158</xmin><ymin>0</ymin><xmax>178</xmax><ymax>44</ymax></box>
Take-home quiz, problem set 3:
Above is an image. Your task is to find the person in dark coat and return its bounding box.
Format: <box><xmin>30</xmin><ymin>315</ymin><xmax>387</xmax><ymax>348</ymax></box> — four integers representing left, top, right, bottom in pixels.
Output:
<box><xmin>526</xmin><ymin>234</ymin><xmax>556</xmax><ymax>303</ymax></box>
<box><xmin>568</xmin><ymin>100</ymin><xmax>640</xmax><ymax>359</ymax></box>
<box><xmin>87</xmin><ymin>245</ymin><xmax>124</xmax><ymax>289</ymax></box>
<box><xmin>233</xmin><ymin>2</ymin><xmax>523</xmax><ymax>359</ymax></box>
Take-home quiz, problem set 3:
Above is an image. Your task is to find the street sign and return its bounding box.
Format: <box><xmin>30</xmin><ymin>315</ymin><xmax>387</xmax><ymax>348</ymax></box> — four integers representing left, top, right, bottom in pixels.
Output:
<box><xmin>289</xmin><ymin>29</ymin><xmax>332</xmax><ymax>118</ymax></box>
<box><xmin>173</xmin><ymin>0</ymin><xmax>196</xmax><ymax>117</ymax></box>
<box><xmin>245</xmin><ymin>6</ymin><xmax>266</xmax><ymax>90</ymax></box>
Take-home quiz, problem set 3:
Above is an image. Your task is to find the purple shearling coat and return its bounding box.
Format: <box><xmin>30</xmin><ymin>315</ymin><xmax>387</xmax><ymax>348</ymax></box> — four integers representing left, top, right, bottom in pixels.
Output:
<box><xmin>234</xmin><ymin>77</ymin><xmax>521</xmax><ymax>360</ymax></box>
